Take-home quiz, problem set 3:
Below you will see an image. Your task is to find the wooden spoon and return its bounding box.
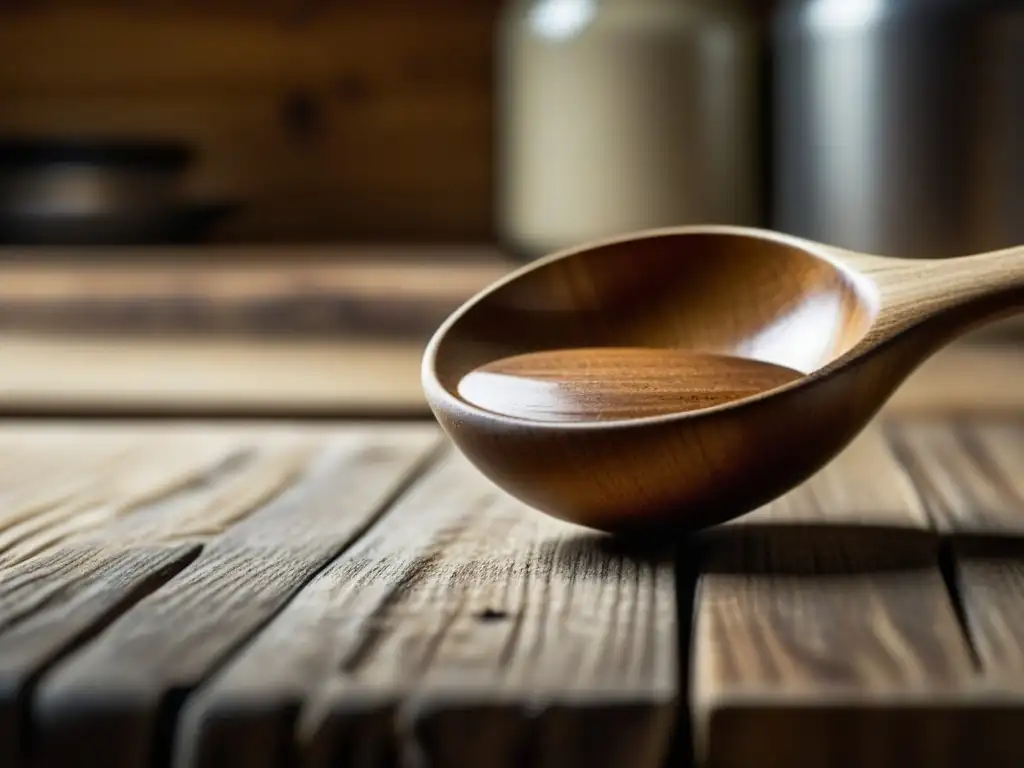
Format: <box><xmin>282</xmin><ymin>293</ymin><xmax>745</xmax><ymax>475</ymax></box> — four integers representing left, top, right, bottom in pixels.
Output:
<box><xmin>422</xmin><ymin>225</ymin><xmax>1024</xmax><ymax>534</ymax></box>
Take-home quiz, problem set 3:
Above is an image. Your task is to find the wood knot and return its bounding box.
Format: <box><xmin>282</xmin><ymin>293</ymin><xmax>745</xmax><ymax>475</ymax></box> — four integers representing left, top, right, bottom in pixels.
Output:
<box><xmin>476</xmin><ymin>608</ymin><xmax>508</xmax><ymax>622</ymax></box>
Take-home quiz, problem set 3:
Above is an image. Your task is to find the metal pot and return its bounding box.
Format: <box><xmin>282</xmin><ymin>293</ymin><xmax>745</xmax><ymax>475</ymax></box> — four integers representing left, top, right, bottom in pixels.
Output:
<box><xmin>0</xmin><ymin>137</ymin><xmax>193</xmax><ymax>218</ymax></box>
<box><xmin>771</xmin><ymin>0</ymin><xmax>1024</xmax><ymax>259</ymax></box>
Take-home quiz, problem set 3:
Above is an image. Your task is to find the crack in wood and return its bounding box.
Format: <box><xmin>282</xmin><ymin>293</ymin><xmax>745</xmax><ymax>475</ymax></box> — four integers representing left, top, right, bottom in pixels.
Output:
<box><xmin>22</xmin><ymin>426</ymin><xmax>442</xmax><ymax>768</ymax></box>
<box><xmin>7</xmin><ymin>418</ymin><xmax>1024</xmax><ymax>766</ymax></box>
<box><xmin>2</xmin><ymin>545</ymin><xmax>203</xmax><ymax>768</ymax></box>
<box><xmin>167</xmin><ymin>448</ymin><xmax>677</xmax><ymax>768</ymax></box>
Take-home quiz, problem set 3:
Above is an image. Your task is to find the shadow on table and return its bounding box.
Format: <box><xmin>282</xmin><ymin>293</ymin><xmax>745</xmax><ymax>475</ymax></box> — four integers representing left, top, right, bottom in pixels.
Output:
<box><xmin>537</xmin><ymin>530</ymin><xmax>678</xmax><ymax>571</ymax></box>
<box><xmin>544</xmin><ymin>522</ymin><xmax>963</xmax><ymax>577</ymax></box>
<box><xmin>541</xmin><ymin>522</ymin><xmax>1005</xmax><ymax>768</ymax></box>
<box><xmin>694</xmin><ymin>523</ymin><xmax>942</xmax><ymax>575</ymax></box>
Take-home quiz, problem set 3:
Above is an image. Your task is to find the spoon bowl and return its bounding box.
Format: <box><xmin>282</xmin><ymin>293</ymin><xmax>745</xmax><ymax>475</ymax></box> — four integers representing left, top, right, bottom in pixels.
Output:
<box><xmin>422</xmin><ymin>225</ymin><xmax>1024</xmax><ymax>533</ymax></box>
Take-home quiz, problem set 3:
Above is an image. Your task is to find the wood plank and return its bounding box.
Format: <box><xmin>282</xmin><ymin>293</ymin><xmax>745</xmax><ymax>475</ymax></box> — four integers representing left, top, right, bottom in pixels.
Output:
<box><xmin>0</xmin><ymin>423</ymin><xmax>319</xmax><ymax>767</ymax></box>
<box><xmin>887</xmin><ymin>343</ymin><xmax>1024</xmax><ymax>416</ymax></box>
<box><xmin>0</xmin><ymin>6</ymin><xmax>497</xmax><ymax>241</ymax></box>
<box><xmin>28</xmin><ymin>424</ymin><xmax>440</xmax><ymax>768</ymax></box>
<box><xmin>0</xmin><ymin>547</ymin><xmax>198</xmax><ymax>768</ymax></box>
<box><xmin>942</xmin><ymin>542</ymin><xmax>1024</xmax><ymax>767</ymax></box>
<box><xmin>0</xmin><ymin>247</ymin><xmax>508</xmax><ymax>338</ymax></box>
<box><xmin>0</xmin><ymin>248</ymin><xmax>507</xmax><ymax>416</ymax></box>
<box><xmin>4</xmin><ymin>0</ymin><xmax>504</xmax><ymax>12</ymax></box>
<box><xmin>692</xmin><ymin>424</ymin><xmax>979</xmax><ymax>768</ymax></box>
<box><xmin>173</xmin><ymin>448</ymin><xmax>678</xmax><ymax>768</ymax></box>
<box><xmin>0</xmin><ymin>334</ymin><xmax>429</xmax><ymax>418</ymax></box>
<box><xmin>887</xmin><ymin>419</ymin><xmax>1024</xmax><ymax>536</ymax></box>
<box><xmin>918</xmin><ymin>421</ymin><xmax>1024</xmax><ymax>765</ymax></box>
<box><xmin>716</xmin><ymin>424</ymin><xmax>929</xmax><ymax>529</ymax></box>
<box><xmin>0</xmin><ymin>428</ymin><xmax>260</xmax><ymax>567</ymax></box>
<box><xmin>955</xmin><ymin>546</ymin><xmax>1024</xmax><ymax>677</ymax></box>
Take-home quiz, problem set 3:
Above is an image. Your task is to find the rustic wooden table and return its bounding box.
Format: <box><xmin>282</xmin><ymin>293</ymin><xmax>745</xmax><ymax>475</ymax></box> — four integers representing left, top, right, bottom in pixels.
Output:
<box><xmin>2</xmin><ymin>408</ymin><xmax>1024</xmax><ymax>766</ymax></box>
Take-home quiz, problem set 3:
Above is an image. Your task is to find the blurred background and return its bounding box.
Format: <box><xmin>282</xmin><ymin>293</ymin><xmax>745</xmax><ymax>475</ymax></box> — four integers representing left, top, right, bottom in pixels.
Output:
<box><xmin>0</xmin><ymin>0</ymin><xmax>1020</xmax><ymax>418</ymax></box>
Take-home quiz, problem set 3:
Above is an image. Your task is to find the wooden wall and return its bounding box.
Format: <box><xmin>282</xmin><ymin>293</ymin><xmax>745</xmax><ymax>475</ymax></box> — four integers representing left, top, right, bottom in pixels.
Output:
<box><xmin>0</xmin><ymin>2</ymin><xmax>774</xmax><ymax>244</ymax></box>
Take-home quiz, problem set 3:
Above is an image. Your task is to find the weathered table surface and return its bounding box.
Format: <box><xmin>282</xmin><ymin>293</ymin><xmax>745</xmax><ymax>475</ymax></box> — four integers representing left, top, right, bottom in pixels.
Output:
<box><xmin>1</xmin><ymin>415</ymin><xmax>1024</xmax><ymax>767</ymax></box>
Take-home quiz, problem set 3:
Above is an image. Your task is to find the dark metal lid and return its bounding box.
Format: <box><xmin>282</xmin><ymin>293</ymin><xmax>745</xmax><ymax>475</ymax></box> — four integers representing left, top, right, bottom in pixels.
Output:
<box><xmin>0</xmin><ymin>137</ymin><xmax>194</xmax><ymax>170</ymax></box>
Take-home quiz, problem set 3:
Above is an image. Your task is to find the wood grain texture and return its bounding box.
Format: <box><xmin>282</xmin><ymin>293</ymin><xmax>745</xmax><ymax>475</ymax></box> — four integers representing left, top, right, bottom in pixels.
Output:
<box><xmin>0</xmin><ymin>547</ymin><xmax>198</xmax><ymax>768</ymax></box>
<box><xmin>691</xmin><ymin>424</ymin><xmax>979</xmax><ymax>768</ymax></box>
<box><xmin>887</xmin><ymin>342</ymin><xmax>1024</xmax><ymax>415</ymax></box>
<box><xmin>424</xmin><ymin>224</ymin><xmax>1024</xmax><ymax>534</ymax></box>
<box><xmin>0</xmin><ymin>247</ymin><xmax>508</xmax><ymax>339</ymax></box>
<box><xmin>0</xmin><ymin>429</ymin><xmax>256</xmax><ymax>567</ymax></box>
<box><xmin>0</xmin><ymin>424</ymin><xmax>324</xmax><ymax>767</ymax></box>
<box><xmin>0</xmin><ymin>5</ymin><xmax>496</xmax><ymax>241</ymax></box>
<box><xmin>28</xmin><ymin>424</ymin><xmax>440</xmax><ymax>768</ymax></box>
<box><xmin>174</xmin><ymin>448</ymin><xmax>678</xmax><ymax>768</ymax></box>
<box><xmin>889</xmin><ymin>419</ymin><xmax>1024</xmax><ymax>536</ymax></box>
<box><xmin>458</xmin><ymin>348</ymin><xmax>802</xmax><ymax>422</ymax></box>
<box><xmin>0</xmin><ymin>333</ymin><xmax>429</xmax><ymax>418</ymax></box>
<box><xmin>426</xmin><ymin>227</ymin><xmax>876</xmax><ymax>533</ymax></box>
<box><xmin>898</xmin><ymin>420</ymin><xmax>1024</xmax><ymax>765</ymax></box>
<box><xmin>717</xmin><ymin>425</ymin><xmax>928</xmax><ymax>529</ymax></box>
<box><xmin>940</xmin><ymin>546</ymin><xmax>1024</xmax><ymax>767</ymax></box>
<box><xmin>4</xmin><ymin>414</ymin><xmax>1024</xmax><ymax>765</ymax></box>
<box><xmin>954</xmin><ymin>548</ymin><xmax>1024</xmax><ymax>677</ymax></box>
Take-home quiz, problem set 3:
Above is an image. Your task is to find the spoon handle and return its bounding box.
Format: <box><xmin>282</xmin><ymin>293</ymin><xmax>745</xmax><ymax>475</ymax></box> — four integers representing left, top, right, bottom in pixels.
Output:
<box><xmin>869</xmin><ymin>244</ymin><xmax>1024</xmax><ymax>323</ymax></box>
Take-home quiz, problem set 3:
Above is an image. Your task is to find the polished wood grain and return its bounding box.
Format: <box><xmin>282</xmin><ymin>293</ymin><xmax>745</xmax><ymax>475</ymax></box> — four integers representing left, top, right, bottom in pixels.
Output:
<box><xmin>422</xmin><ymin>224</ymin><xmax>1024</xmax><ymax>533</ymax></box>
<box><xmin>458</xmin><ymin>347</ymin><xmax>803</xmax><ymax>422</ymax></box>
